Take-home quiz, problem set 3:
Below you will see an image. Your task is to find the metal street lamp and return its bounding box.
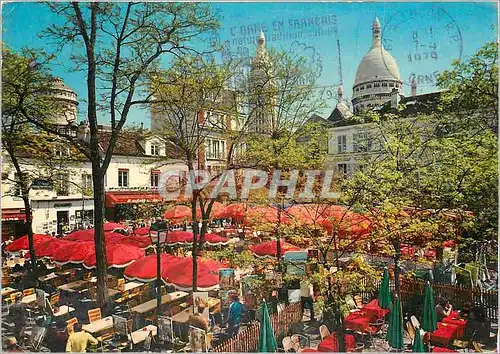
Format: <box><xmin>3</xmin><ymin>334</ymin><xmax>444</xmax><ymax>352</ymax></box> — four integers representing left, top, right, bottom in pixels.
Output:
<box><xmin>150</xmin><ymin>218</ymin><xmax>169</xmax><ymax>320</ymax></box>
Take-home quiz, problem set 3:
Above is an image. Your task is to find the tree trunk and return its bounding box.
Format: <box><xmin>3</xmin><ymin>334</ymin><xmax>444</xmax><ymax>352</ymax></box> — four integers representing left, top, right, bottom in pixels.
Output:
<box><xmin>92</xmin><ymin>167</ymin><xmax>108</xmax><ymax>307</ymax></box>
<box><xmin>276</xmin><ymin>206</ymin><xmax>282</xmax><ymax>270</ymax></box>
<box><xmin>22</xmin><ymin>194</ymin><xmax>38</xmax><ymax>284</ymax></box>
<box><xmin>191</xmin><ymin>196</ymin><xmax>198</xmax><ymax>292</ymax></box>
<box><xmin>393</xmin><ymin>240</ymin><xmax>401</xmax><ymax>296</ymax></box>
<box><xmin>156</xmin><ymin>229</ymin><xmax>162</xmax><ymax>317</ymax></box>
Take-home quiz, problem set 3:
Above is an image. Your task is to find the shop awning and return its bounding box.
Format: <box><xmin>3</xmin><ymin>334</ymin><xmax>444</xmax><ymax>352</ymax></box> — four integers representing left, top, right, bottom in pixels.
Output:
<box><xmin>105</xmin><ymin>191</ymin><xmax>165</xmax><ymax>208</ymax></box>
<box><xmin>2</xmin><ymin>211</ymin><xmax>27</xmax><ymax>221</ymax></box>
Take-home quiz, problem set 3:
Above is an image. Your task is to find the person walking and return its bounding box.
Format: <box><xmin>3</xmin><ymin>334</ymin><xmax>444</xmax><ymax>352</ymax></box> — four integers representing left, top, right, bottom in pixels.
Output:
<box><xmin>8</xmin><ymin>294</ymin><xmax>27</xmax><ymax>344</ymax></box>
<box><xmin>300</xmin><ymin>276</ymin><xmax>315</xmax><ymax>322</ymax></box>
<box><xmin>227</xmin><ymin>294</ymin><xmax>243</xmax><ymax>338</ymax></box>
<box><xmin>65</xmin><ymin>323</ymin><xmax>98</xmax><ymax>352</ymax></box>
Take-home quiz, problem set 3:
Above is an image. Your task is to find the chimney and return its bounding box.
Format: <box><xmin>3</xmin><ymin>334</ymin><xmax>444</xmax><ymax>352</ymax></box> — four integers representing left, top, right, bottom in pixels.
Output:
<box><xmin>337</xmin><ymin>86</ymin><xmax>344</xmax><ymax>102</ymax></box>
<box><xmin>411</xmin><ymin>77</ymin><xmax>417</xmax><ymax>96</ymax></box>
<box><xmin>390</xmin><ymin>88</ymin><xmax>400</xmax><ymax>108</ymax></box>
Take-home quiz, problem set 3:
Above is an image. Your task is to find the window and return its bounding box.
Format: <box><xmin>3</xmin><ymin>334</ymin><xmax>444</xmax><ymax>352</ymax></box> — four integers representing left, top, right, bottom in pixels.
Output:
<box><xmin>338</xmin><ymin>164</ymin><xmax>347</xmax><ymax>175</ymax></box>
<box><xmin>374</xmin><ymin>82</ymin><xmax>380</xmax><ymax>88</ymax></box>
<box><xmin>382</xmin><ymin>82</ymin><xmax>388</xmax><ymax>87</ymax></box>
<box><xmin>150</xmin><ymin>144</ymin><xmax>159</xmax><ymax>156</ymax></box>
<box><xmin>118</xmin><ymin>169</ymin><xmax>129</xmax><ymax>188</ymax></box>
<box><xmin>56</xmin><ymin>173</ymin><xmax>69</xmax><ymax>196</ymax></box>
<box><xmin>82</xmin><ymin>173</ymin><xmax>92</xmax><ymax>190</ymax></box>
<box><xmin>353</xmin><ymin>132</ymin><xmax>373</xmax><ymax>153</ymax></box>
<box><xmin>206</xmin><ymin>138</ymin><xmax>226</xmax><ymax>160</ymax></box>
<box><xmin>337</xmin><ymin>135</ymin><xmax>347</xmax><ymax>154</ymax></box>
<box><xmin>13</xmin><ymin>173</ymin><xmax>27</xmax><ymax>196</ymax></box>
<box><xmin>151</xmin><ymin>170</ymin><xmax>160</xmax><ymax>188</ymax></box>
<box><xmin>389</xmin><ymin>83</ymin><xmax>395</xmax><ymax>87</ymax></box>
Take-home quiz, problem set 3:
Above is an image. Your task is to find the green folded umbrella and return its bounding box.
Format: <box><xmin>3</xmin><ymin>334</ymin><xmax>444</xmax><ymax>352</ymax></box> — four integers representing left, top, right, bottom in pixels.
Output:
<box><xmin>386</xmin><ymin>296</ymin><xmax>404</xmax><ymax>350</ymax></box>
<box><xmin>422</xmin><ymin>282</ymin><xmax>438</xmax><ymax>332</ymax></box>
<box><xmin>412</xmin><ymin>327</ymin><xmax>425</xmax><ymax>352</ymax></box>
<box><xmin>378</xmin><ymin>268</ymin><xmax>393</xmax><ymax>310</ymax></box>
<box><xmin>258</xmin><ymin>301</ymin><xmax>278</xmax><ymax>352</ymax></box>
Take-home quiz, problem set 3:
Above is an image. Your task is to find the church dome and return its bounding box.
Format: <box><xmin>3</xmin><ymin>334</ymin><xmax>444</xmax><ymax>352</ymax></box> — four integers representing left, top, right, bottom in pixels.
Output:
<box><xmin>351</xmin><ymin>17</ymin><xmax>403</xmax><ymax>113</ymax></box>
<box><xmin>354</xmin><ymin>46</ymin><xmax>401</xmax><ymax>86</ymax></box>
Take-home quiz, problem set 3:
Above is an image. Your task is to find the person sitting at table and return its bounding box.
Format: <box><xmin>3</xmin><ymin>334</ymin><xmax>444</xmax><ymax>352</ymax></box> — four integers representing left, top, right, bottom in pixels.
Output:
<box><xmin>300</xmin><ymin>275</ymin><xmax>315</xmax><ymax>322</ymax></box>
<box><xmin>65</xmin><ymin>323</ymin><xmax>98</xmax><ymax>352</ymax></box>
<box><xmin>46</xmin><ymin>321</ymin><xmax>69</xmax><ymax>352</ymax></box>
<box><xmin>189</xmin><ymin>305</ymin><xmax>209</xmax><ymax>332</ymax></box>
<box><xmin>459</xmin><ymin>302</ymin><xmax>471</xmax><ymax>319</ymax></box>
<box><xmin>8</xmin><ymin>294</ymin><xmax>27</xmax><ymax>344</ymax></box>
<box><xmin>435</xmin><ymin>298</ymin><xmax>452</xmax><ymax>321</ymax></box>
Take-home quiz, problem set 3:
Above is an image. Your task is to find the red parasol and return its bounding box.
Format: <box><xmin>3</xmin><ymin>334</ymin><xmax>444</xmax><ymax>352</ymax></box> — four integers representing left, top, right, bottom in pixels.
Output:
<box><xmin>52</xmin><ymin>241</ymin><xmax>95</xmax><ymax>264</ymax></box>
<box><xmin>248</xmin><ymin>240</ymin><xmax>301</xmax><ymax>258</ymax></box>
<box><xmin>63</xmin><ymin>231</ymin><xmax>127</xmax><ymax>244</ymax></box>
<box><xmin>132</xmin><ymin>226</ymin><xmax>150</xmax><ymax>236</ymax></box>
<box><xmin>163</xmin><ymin>205</ymin><xmax>192</xmax><ymax>221</ymax></box>
<box><xmin>123</xmin><ymin>253</ymin><xmax>178</xmax><ymax>283</ymax></box>
<box><xmin>119</xmin><ymin>235</ymin><xmax>152</xmax><ymax>249</ymax></box>
<box><xmin>244</xmin><ymin>206</ymin><xmax>291</xmax><ymax>226</ymax></box>
<box><xmin>166</xmin><ymin>231</ymin><xmax>229</xmax><ymax>246</ymax></box>
<box><xmin>82</xmin><ymin>243</ymin><xmax>145</xmax><ymax>269</ymax></box>
<box><xmin>162</xmin><ymin>256</ymin><xmax>224</xmax><ymax>291</ymax></box>
<box><xmin>5</xmin><ymin>234</ymin><xmax>54</xmax><ymax>253</ymax></box>
<box><xmin>104</xmin><ymin>222</ymin><xmax>126</xmax><ymax>232</ymax></box>
<box><xmin>214</xmin><ymin>203</ymin><xmax>246</xmax><ymax>220</ymax></box>
<box><xmin>25</xmin><ymin>239</ymin><xmax>75</xmax><ymax>259</ymax></box>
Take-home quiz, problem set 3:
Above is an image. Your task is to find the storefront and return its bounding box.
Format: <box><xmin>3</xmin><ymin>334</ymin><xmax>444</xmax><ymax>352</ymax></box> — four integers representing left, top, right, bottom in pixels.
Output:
<box><xmin>1</xmin><ymin>209</ymin><xmax>28</xmax><ymax>241</ymax></box>
<box><xmin>30</xmin><ymin>197</ymin><xmax>95</xmax><ymax>235</ymax></box>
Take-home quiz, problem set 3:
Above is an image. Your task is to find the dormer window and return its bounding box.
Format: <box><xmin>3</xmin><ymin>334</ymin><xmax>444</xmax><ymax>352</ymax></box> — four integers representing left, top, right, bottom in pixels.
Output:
<box><xmin>389</xmin><ymin>83</ymin><xmax>394</xmax><ymax>87</ymax></box>
<box><xmin>374</xmin><ymin>82</ymin><xmax>380</xmax><ymax>87</ymax></box>
<box><xmin>150</xmin><ymin>144</ymin><xmax>159</xmax><ymax>156</ymax></box>
<box><xmin>366</xmin><ymin>84</ymin><xmax>372</xmax><ymax>89</ymax></box>
<box><xmin>382</xmin><ymin>82</ymin><xmax>388</xmax><ymax>87</ymax></box>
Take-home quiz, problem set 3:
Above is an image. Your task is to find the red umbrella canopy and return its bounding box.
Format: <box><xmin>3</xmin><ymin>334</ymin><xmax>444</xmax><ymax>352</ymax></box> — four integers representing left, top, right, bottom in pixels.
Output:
<box><xmin>163</xmin><ymin>205</ymin><xmax>192</xmax><ymax>222</ymax></box>
<box><xmin>5</xmin><ymin>234</ymin><xmax>54</xmax><ymax>253</ymax></box>
<box><xmin>166</xmin><ymin>231</ymin><xmax>229</xmax><ymax>246</ymax></box>
<box><xmin>162</xmin><ymin>257</ymin><xmax>224</xmax><ymax>291</ymax></box>
<box><xmin>214</xmin><ymin>203</ymin><xmax>246</xmax><ymax>220</ymax></box>
<box><xmin>248</xmin><ymin>240</ymin><xmax>301</xmax><ymax>258</ymax></box>
<box><xmin>286</xmin><ymin>204</ymin><xmax>332</xmax><ymax>224</ymax></box>
<box><xmin>63</xmin><ymin>231</ymin><xmax>127</xmax><ymax>244</ymax></box>
<box><xmin>52</xmin><ymin>241</ymin><xmax>95</xmax><ymax>264</ymax></box>
<box><xmin>123</xmin><ymin>253</ymin><xmax>179</xmax><ymax>282</ymax></box>
<box><xmin>119</xmin><ymin>235</ymin><xmax>152</xmax><ymax>249</ymax></box>
<box><xmin>244</xmin><ymin>206</ymin><xmax>291</xmax><ymax>226</ymax></box>
<box><xmin>132</xmin><ymin>227</ymin><xmax>150</xmax><ymax>236</ymax></box>
<box><xmin>82</xmin><ymin>243</ymin><xmax>145</xmax><ymax>269</ymax></box>
<box><xmin>27</xmin><ymin>239</ymin><xmax>75</xmax><ymax>258</ymax></box>
<box><xmin>319</xmin><ymin>211</ymin><xmax>372</xmax><ymax>237</ymax></box>
<box><xmin>104</xmin><ymin>222</ymin><xmax>126</xmax><ymax>232</ymax></box>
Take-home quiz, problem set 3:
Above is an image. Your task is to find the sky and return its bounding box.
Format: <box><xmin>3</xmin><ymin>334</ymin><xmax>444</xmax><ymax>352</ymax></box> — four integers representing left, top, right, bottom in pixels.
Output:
<box><xmin>3</xmin><ymin>2</ymin><xmax>498</xmax><ymax>127</ymax></box>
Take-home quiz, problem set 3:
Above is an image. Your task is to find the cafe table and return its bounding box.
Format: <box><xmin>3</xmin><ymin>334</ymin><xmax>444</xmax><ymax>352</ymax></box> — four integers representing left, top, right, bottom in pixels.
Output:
<box><xmin>58</xmin><ymin>280</ymin><xmax>89</xmax><ymax>292</ymax></box>
<box><xmin>429</xmin><ymin>322</ymin><xmax>459</xmax><ymax>348</ymax></box>
<box><xmin>1</xmin><ymin>287</ymin><xmax>16</xmax><ymax>298</ymax></box>
<box><xmin>343</xmin><ymin>311</ymin><xmax>371</xmax><ymax>333</ymax></box>
<box><xmin>317</xmin><ymin>332</ymin><xmax>357</xmax><ymax>352</ymax></box>
<box><xmin>442</xmin><ymin>311</ymin><xmax>467</xmax><ymax>339</ymax></box>
<box><xmin>38</xmin><ymin>272</ymin><xmax>59</xmax><ymax>282</ymax></box>
<box><xmin>82</xmin><ymin>316</ymin><xmax>114</xmax><ymax>334</ymax></box>
<box><xmin>362</xmin><ymin>299</ymin><xmax>390</xmax><ymax>321</ymax></box>
<box><xmin>122</xmin><ymin>281</ymin><xmax>143</xmax><ymax>292</ymax></box>
<box><xmin>129</xmin><ymin>325</ymin><xmax>158</xmax><ymax>345</ymax></box>
<box><xmin>21</xmin><ymin>294</ymin><xmax>37</xmax><ymax>305</ymax></box>
<box><xmin>53</xmin><ymin>305</ymin><xmax>75</xmax><ymax>318</ymax></box>
<box><xmin>171</xmin><ymin>308</ymin><xmax>192</xmax><ymax>324</ymax></box>
<box><xmin>130</xmin><ymin>291</ymin><xmax>189</xmax><ymax>315</ymax></box>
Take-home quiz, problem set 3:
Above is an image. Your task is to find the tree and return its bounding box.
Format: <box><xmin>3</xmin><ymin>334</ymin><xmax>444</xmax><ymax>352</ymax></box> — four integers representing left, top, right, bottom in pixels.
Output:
<box><xmin>17</xmin><ymin>2</ymin><xmax>219</xmax><ymax>306</ymax></box>
<box><xmin>2</xmin><ymin>48</ymin><xmax>80</xmax><ymax>282</ymax></box>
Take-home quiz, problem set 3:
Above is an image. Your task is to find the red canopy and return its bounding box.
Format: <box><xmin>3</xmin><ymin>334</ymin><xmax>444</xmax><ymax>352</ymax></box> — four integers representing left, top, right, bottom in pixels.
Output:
<box><xmin>82</xmin><ymin>243</ymin><xmax>145</xmax><ymax>269</ymax></box>
<box><xmin>286</xmin><ymin>204</ymin><xmax>332</xmax><ymax>224</ymax></box>
<box><xmin>319</xmin><ymin>211</ymin><xmax>372</xmax><ymax>237</ymax></box>
<box><xmin>214</xmin><ymin>203</ymin><xmax>246</xmax><ymax>220</ymax></box>
<box><xmin>248</xmin><ymin>240</ymin><xmax>300</xmax><ymax>258</ymax></box>
<box><xmin>123</xmin><ymin>253</ymin><xmax>178</xmax><ymax>283</ymax></box>
<box><xmin>162</xmin><ymin>257</ymin><xmax>224</xmax><ymax>291</ymax></box>
<box><xmin>166</xmin><ymin>231</ymin><xmax>229</xmax><ymax>246</ymax></box>
<box><xmin>52</xmin><ymin>241</ymin><xmax>95</xmax><ymax>264</ymax></box>
<box><xmin>5</xmin><ymin>234</ymin><xmax>54</xmax><ymax>252</ymax></box>
<box><xmin>63</xmin><ymin>229</ymin><xmax>94</xmax><ymax>241</ymax></box>
<box><xmin>27</xmin><ymin>239</ymin><xmax>75</xmax><ymax>258</ymax></box>
<box><xmin>119</xmin><ymin>235</ymin><xmax>152</xmax><ymax>249</ymax></box>
<box><xmin>132</xmin><ymin>227</ymin><xmax>150</xmax><ymax>236</ymax></box>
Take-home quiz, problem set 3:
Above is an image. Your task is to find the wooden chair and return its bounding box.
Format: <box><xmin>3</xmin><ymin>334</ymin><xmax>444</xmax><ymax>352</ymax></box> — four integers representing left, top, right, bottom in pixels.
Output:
<box><xmin>291</xmin><ymin>334</ymin><xmax>310</xmax><ymax>350</ymax></box>
<box><xmin>50</xmin><ymin>293</ymin><xmax>60</xmax><ymax>307</ymax></box>
<box><xmin>319</xmin><ymin>325</ymin><xmax>330</xmax><ymax>340</ymax></box>
<box><xmin>88</xmin><ymin>287</ymin><xmax>98</xmax><ymax>302</ymax></box>
<box><xmin>97</xmin><ymin>329</ymin><xmax>116</xmax><ymax>352</ymax></box>
<box><xmin>88</xmin><ymin>308</ymin><xmax>102</xmax><ymax>323</ymax></box>
<box><xmin>345</xmin><ymin>295</ymin><xmax>360</xmax><ymax>313</ymax></box>
<box><xmin>353</xmin><ymin>295</ymin><xmax>364</xmax><ymax>309</ymax></box>
<box><xmin>472</xmin><ymin>341</ymin><xmax>483</xmax><ymax>352</ymax></box>
<box><xmin>116</xmin><ymin>278</ymin><xmax>125</xmax><ymax>291</ymax></box>
<box><xmin>406</xmin><ymin>321</ymin><xmax>416</xmax><ymax>342</ymax></box>
<box><xmin>8</xmin><ymin>291</ymin><xmax>22</xmax><ymax>304</ymax></box>
<box><xmin>67</xmin><ymin>317</ymin><xmax>78</xmax><ymax>333</ymax></box>
<box><xmin>282</xmin><ymin>337</ymin><xmax>298</xmax><ymax>352</ymax></box>
<box><xmin>23</xmin><ymin>288</ymin><xmax>35</xmax><ymax>296</ymax></box>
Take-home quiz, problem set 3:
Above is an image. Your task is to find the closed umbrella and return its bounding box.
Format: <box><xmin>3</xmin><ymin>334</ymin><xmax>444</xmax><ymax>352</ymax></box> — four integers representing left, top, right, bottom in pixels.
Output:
<box><xmin>378</xmin><ymin>267</ymin><xmax>393</xmax><ymax>310</ymax></box>
<box><xmin>412</xmin><ymin>326</ymin><xmax>425</xmax><ymax>352</ymax></box>
<box><xmin>386</xmin><ymin>295</ymin><xmax>404</xmax><ymax>350</ymax></box>
<box><xmin>258</xmin><ymin>301</ymin><xmax>277</xmax><ymax>352</ymax></box>
<box><xmin>422</xmin><ymin>282</ymin><xmax>438</xmax><ymax>332</ymax></box>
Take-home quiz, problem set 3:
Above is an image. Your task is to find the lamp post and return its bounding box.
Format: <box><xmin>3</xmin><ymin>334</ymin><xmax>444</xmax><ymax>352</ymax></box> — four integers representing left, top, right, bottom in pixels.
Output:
<box><xmin>150</xmin><ymin>218</ymin><xmax>169</xmax><ymax>319</ymax></box>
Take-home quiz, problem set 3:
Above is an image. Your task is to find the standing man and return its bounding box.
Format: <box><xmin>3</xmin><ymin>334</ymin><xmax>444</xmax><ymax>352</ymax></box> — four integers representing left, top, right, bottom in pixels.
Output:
<box><xmin>8</xmin><ymin>294</ymin><xmax>27</xmax><ymax>344</ymax></box>
<box><xmin>65</xmin><ymin>323</ymin><xmax>98</xmax><ymax>352</ymax></box>
<box><xmin>300</xmin><ymin>276</ymin><xmax>315</xmax><ymax>322</ymax></box>
<box><xmin>227</xmin><ymin>294</ymin><xmax>243</xmax><ymax>338</ymax></box>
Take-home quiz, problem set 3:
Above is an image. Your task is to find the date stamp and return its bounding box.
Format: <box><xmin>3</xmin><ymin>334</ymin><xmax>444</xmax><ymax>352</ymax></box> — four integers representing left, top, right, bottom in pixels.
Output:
<box><xmin>382</xmin><ymin>5</ymin><xmax>463</xmax><ymax>88</ymax></box>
